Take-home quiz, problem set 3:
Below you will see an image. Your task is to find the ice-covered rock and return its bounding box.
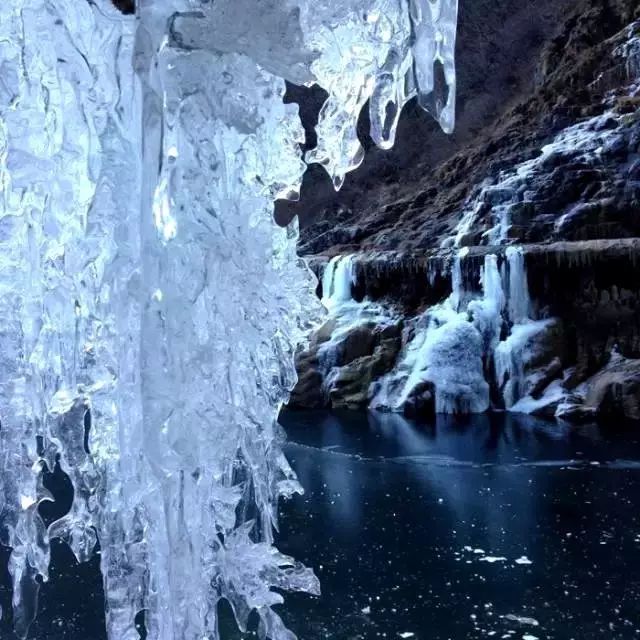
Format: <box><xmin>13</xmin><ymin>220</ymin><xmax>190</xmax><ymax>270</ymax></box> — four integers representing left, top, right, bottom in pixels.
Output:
<box><xmin>495</xmin><ymin>320</ymin><xmax>560</xmax><ymax>409</ymax></box>
<box><xmin>585</xmin><ymin>353</ymin><xmax>640</xmax><ymax>418</ymax></box>
<box><xmin>290</xmin><ymin>254</ymin><xmax>402</xmax><ymax>409</ymax></box>
<box><xmin>371</xmin><ymin>251</ymin><xmax>499</xmax><ymax>415</ymax></box>
<box><xmin>558</xmin><ymin>350</ymin><xmax>640</xmax><ymax>422</ymax></box>
<box><xmin>446</xmin><ymin>111</ymin><xmax>632</xmax><ymax>248</ymax></box>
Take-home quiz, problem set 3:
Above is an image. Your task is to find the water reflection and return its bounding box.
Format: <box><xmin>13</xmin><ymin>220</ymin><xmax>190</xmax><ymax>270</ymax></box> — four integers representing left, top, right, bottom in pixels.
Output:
<box><xmin>278</xmin><ymin>410</ymin><xmax>640</xmax><ymax>640</ymax></box>
<box><xmin>281</xmin><ymin>409</ymin><xmax>638</xmax><ymax>465</ymax></box>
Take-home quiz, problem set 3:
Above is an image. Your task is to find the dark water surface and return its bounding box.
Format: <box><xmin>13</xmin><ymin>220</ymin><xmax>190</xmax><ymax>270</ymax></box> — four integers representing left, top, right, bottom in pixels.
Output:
<box><xmin>276</xmin><ymin>410</ymin><xmax>640</xmax><ymax>640</ymax></box>
<box><xmin>2</xmin><ymin>410</ymin><xmax>640</xmax><ymax>639</ymax></box>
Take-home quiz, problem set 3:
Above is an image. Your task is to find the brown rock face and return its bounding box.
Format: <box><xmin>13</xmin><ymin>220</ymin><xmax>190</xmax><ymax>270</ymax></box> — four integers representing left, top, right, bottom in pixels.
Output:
<box><xmin>289</xmin><ymin>318</ymin><xmax>402</xmax><ymax>410</ymax></box>
<box><xmin>327</xmin><ymin>332</ymin><xmax>401</xmax><ymax>410</ymax></box>
<box><xmin>288</xmin><ymin>318</ymin><xmax>337</xmax><ymax>409</ymax></box>
<box><xmin>585</xmin><ymin>355</ymin><xmax>640</xmax><ymax>420</ymax></box>
<box><xmin>525</xmin><ymin>240</ymin><xmax>640</xmax><ymax>378</ymax></box>
<box><xmin>292</xmin><ymin>0</ymin><xmax>640</xmax><ymax>257</ymax></box>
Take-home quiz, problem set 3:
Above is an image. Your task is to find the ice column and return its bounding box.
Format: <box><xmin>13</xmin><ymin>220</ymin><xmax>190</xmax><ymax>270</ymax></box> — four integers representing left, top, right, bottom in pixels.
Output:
<box><xmin>505</xmin><ymin>247</ymin><xmax>533</xmax><ymax>325</ymax></box>
<box><xmin>494</xmin><ymin>247</ymin><xmax>550</xmax><ymax>409</ymax></box>
<box><xmin>322</xmin><ymin>256</ymin><xmax>356</xmax><ymax>309</ymax></box>
<box><xmin>0</xmin><ymin>2</ymin><xmax>141</xmax><ymax>636</ymax></box>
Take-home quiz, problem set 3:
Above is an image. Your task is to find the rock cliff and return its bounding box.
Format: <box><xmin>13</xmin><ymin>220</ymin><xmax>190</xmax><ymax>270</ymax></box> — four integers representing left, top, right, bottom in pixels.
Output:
<box><xmin>289</xmin><ymin>0</ymin><xmax>640</xmax><ymax>423</ymax></box>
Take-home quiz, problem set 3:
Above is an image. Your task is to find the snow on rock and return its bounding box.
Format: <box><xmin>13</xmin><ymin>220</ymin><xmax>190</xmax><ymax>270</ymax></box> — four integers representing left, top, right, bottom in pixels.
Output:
<box><xmin>445</xmin><ymin>108</ymin><xmax>633</xmax><ymax>249</ymax></box>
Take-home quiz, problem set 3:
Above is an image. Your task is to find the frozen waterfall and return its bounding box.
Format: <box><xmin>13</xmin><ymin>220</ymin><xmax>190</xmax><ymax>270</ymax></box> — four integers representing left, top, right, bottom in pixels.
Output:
<box><xmin>321</xmin><ymin>256</ymin><xmax>357</xmax><ymax>310</ymax></box>
<box><xmin>372</xmin><ymin>247</ymin><xmax>554</xmax><ymax>415</ymax></box>
<box><xmin>0</xmin><ymin>1</ymin><xmax>458</xmax><ymax>639</ymax></box>
<box><xmin>371</xmin><ymin>251</ymin><xmax>499</xmax><ymax>414</ymax></box>
<box><xmin>495</xmin><ymin>247</ymin><xmax>556</xmax><ymax>410</ymax></box>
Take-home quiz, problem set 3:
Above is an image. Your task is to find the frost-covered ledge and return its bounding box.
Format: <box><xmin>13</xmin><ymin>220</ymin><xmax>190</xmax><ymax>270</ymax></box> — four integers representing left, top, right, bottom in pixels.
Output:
<box><xmin>0</xmin><ymin>1</ymin><xmax>457</xmax><ymax>638</ymax></box>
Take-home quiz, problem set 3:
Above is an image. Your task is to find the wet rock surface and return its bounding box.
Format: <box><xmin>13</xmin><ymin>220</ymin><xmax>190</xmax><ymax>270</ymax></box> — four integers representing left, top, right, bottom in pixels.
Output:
<box><xmin>584</xmin><ymin>353</ymin><xmax>640</xmax><ymax>420</ymax></box>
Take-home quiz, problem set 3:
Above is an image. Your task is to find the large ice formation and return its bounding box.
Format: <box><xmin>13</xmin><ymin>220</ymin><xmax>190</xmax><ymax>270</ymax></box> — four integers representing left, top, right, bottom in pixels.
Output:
<box><xmin>365</xmin><ymin>248</ymin><xmax>551</xmax><ymax>415</ymax></box>
<box><xmin>370</xmin><ymin>251</ymin><xmax>497</xmax><ymax>414</ymax></box>
<box><xmin>0</xmin><ymin>0</ymin><xmax>458</xmax><ymax>638</ymax></box>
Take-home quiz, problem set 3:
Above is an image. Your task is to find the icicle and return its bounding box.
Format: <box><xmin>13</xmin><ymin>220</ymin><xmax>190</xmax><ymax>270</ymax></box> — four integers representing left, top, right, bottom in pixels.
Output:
<box><xmin>409</xmin><ymin>0</ymin><xmax>459</xmax><ymax>134</ymax></box>
<box><xmin>467</xmin><ymin>253</ymin><xmax>505</xmax><ymax>354</ymax></box>
<box><xmin>449</xmin><ymin>248</ymin><xmax>468</xmax><ymax>312</ymax></box>
<box><xmin>481</xmin><ymin>254</ymin><xmax>505</xmax><ymax>314</ymax></box>
<box><xmin>321</xmin><ymin>258</ymin><xmax>339</xmax><ymax>304</ymax></box>
<box><xmin>322</xmin><ymin>255</ymin><xmax>356</xmax><ymax>309</ymax></box>
<box><xmin>505</xmin><ymin>246</ymin><xmax>532</xmax><ymax>324</ymax></box>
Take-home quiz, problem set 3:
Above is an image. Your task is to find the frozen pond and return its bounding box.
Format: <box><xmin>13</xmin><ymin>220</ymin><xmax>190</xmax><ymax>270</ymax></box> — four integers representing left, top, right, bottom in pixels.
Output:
<box><xmin>275</xmin><ymin>410</ymin><xmax>640</xmax><ymax>640</ymax></box>
<box><xmin>2</xmin><ymin>410</ymin><xmax>640</xmax><ymax>639</ymax></box>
